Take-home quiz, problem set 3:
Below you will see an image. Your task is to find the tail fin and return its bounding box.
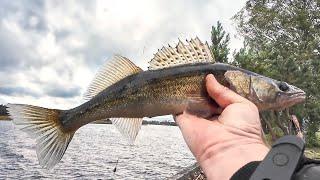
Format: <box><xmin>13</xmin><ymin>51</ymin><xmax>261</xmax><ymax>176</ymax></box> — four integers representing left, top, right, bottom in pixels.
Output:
<box><xmin>7</xmin><ymin>104</ymin><xmax>75</xmax><ymax>169</ymax></box>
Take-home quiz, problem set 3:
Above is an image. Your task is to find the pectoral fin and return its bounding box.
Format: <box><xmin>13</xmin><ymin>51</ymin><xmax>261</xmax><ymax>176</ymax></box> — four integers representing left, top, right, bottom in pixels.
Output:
<box><xmin>187</xmin><ymin>97</ymin><xmax>221</xmax><ymax>118</ymax></box>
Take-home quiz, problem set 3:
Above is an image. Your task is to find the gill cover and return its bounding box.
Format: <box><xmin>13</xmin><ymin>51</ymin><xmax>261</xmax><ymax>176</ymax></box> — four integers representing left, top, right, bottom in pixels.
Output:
<box><xmin>224</xmin><ymin>70</ymin><xmax>279</xmax><ymax>110</ymax></box>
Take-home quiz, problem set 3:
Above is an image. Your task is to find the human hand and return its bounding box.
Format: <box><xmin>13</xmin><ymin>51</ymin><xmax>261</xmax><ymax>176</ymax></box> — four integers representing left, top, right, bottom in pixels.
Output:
<box><xmin>175</xmin><ymin>74</ymin><xmax>269</xmax><ymax>180</ymax></box>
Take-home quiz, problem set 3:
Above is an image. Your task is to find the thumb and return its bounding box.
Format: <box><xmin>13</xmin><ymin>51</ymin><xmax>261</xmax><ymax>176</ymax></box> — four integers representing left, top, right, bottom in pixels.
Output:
<box><xmin>206</xmin><ymin>74</ymin><xmax>251</xmax><ymax>108</ymax></box>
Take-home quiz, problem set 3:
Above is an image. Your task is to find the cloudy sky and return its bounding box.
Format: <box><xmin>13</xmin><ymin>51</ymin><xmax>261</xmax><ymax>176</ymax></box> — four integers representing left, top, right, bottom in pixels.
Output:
<box><xmin>0</xmin><ymin>0</ymin><xmax>246</xmax><ymax>110</ymax></box>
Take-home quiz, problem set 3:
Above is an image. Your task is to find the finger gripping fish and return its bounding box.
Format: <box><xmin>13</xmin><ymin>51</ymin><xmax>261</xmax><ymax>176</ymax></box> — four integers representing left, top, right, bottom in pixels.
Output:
<box><xmin>7</xmin><ymin>38</ymin><xmax>305</xmax><ymax>169</ymax></box>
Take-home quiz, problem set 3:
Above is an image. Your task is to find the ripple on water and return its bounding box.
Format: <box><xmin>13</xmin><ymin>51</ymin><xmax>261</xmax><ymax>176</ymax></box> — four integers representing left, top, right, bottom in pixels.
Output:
<box><xmin>0</xmin><ymin>122</ymin><xmax>195</xmax><ymax>179</ymax></box>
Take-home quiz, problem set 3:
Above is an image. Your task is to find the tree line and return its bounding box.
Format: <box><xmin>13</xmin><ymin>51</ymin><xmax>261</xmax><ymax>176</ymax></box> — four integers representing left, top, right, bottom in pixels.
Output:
<box><xmin>210</xmin><ymin>0</ymin><xmax>319</xmax><ymax>146</ymax></box>
<box><xmin>0</xmin><ymin>104</ymin><xmax>8</xmax><ymax>116</ymax></box>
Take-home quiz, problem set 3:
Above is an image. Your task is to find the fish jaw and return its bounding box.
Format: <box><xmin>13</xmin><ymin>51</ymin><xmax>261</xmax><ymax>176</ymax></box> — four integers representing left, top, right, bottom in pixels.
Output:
<box><xmin>274</xmin><ymin>84</ymin><xmax>306</xmax><ymax>110</ymax></box>
<box><xmin>252</xmin><ymin>80</ymin><xmax>306</xmax><ymax>111</ymax></box>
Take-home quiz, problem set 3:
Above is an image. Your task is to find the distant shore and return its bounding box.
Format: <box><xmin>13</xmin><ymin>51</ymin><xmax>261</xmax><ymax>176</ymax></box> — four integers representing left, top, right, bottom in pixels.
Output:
<box><xmin>0</xmin><ymin>116</ymin><xmax>10</xmax><ymax>120</ymax></box>
<box><xmin>92</xmin><ymin>119</ymin><xmax>177</xmax><ymax>126</ymax></box>
<box><xmin>0</xmin><ymin>116</ymin><xmax>176</xmax><ymax>126</ymax></box>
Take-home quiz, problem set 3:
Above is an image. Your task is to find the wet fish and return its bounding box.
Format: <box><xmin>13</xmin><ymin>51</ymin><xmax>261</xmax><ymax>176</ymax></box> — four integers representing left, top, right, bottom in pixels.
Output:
<box><xmin>7</xmin><ymin>38</ymin><xmax>306</xmax><ymax>169</ymax></box>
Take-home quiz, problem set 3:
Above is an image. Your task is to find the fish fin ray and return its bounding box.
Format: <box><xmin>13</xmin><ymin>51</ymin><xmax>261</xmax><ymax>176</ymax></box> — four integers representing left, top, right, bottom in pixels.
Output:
<box><xmin>7</xmin><ymin>104</ymin><xmax>75</xmax><ymax>169</ymax></box>
<box><xmin>148</xmin><ymin>37</ymin><xmax>214</xmax><ymax>70</ymax></box>
<box><xmin>110</xmin><ymin>117</ymin><xmax>143</xmax><ymax>144</ymax></box>
<box><xmin>84</xmin><ymin>55</ymin><xmax>142</xmax><ymax>100</ymax></box>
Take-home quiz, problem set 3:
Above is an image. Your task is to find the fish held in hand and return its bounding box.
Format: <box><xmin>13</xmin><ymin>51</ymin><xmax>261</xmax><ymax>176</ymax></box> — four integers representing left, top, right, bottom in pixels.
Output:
<box><xmin>7</xmin><ymin>37</ymin><xmax>306</xmax><ymax>169</ymax></box>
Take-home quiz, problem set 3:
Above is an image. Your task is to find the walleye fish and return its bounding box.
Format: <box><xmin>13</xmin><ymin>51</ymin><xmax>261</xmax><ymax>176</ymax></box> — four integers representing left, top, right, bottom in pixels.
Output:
<box><xmin>7</xmin><ymin>38</ymin><xmax>305</xmax><ymax>169</ymax></box>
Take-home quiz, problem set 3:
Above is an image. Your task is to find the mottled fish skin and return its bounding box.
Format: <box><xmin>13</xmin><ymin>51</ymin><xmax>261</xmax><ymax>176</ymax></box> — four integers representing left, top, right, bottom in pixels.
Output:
<box><xmin>60</xmin><ymin>63</ymin><xmax>256</xmax><ymax>131</ymax></box>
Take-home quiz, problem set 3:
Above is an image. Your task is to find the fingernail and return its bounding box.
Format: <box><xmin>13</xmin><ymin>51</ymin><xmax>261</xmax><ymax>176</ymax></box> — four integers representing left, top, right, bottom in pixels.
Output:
<box><xmin>206</xmin><ymin>74</ymin><xmax>213</xmax><ymax>81</ymax></box>
<box><xmin>206</xmin><ymin>74</ymin><xmax>216</xmax><ymax>82</ymax></box>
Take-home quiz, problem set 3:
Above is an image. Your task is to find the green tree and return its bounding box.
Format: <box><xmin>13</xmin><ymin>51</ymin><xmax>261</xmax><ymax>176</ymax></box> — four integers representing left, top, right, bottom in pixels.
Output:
<box><xmin>232</xmin><ymin>0</ymin><xmax>320</xmax><ymax>146</ymax></box>
<box><xmin>0</xmin><ymin>105</ymin><xmax>8</xmax><ymax>116</ymax></box>
<box><xmin>210</xmin><ymin>21</ymin><xmax>230</xmax><ymax>63</ymax></box>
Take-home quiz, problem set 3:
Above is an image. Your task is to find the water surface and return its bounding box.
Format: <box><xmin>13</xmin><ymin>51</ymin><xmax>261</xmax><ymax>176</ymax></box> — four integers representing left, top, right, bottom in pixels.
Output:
<box><xmin>0</xmin><ymin>121</ymin><xmax>195</xmax><ymax>179</ymax></box>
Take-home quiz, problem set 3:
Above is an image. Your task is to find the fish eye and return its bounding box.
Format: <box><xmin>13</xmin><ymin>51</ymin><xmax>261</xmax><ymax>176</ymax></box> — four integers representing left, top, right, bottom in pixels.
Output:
<box><xmin>279</xmin><ymin>82</ymin><xmax>289</xmax><ymax>92</ymax></box>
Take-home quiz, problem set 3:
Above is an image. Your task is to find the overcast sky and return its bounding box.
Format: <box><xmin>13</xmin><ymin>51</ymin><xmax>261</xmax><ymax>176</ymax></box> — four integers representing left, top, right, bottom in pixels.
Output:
<box><xmin>0</xmin><ymin>0</ymin><xmax>246</xmax><ymax>110</ymax></box>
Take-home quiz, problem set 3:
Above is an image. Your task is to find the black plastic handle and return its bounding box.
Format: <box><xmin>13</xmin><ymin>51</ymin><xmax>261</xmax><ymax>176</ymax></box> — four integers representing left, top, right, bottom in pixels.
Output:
<box><xmin>250</xmin><ymin>136</ymin><xmax>305</xmax><ymax>180</ymax></box>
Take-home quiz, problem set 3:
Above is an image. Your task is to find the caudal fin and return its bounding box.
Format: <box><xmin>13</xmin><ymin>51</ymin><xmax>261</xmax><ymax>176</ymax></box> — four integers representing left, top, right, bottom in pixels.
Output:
<box><xmin>7</xmin><ymin>104</ymin><xmax>75</xmax><ymax>169</ymax></box>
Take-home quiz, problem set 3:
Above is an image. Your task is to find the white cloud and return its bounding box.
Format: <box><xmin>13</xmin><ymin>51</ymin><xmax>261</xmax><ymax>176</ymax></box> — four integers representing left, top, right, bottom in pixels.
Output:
<box><xmin>0</xmin><ymin>0</ymin><xmax>246</xmax><ymax>111</ymax></box>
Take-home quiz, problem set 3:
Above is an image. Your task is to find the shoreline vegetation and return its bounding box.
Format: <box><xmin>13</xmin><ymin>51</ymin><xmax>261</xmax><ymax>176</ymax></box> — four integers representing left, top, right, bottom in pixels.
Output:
<box><xmin>0</xmin><ymin>115</ymin><xmax>10</xmax><ymax>120</ymax></box>
<box><xmin>1</xmin><ymin>104</ymin><xmax>177</xmax><ymax>126</ymax></box>
<box><xmin>92</xmin><ymin>119</ymin><xmax>177</xmax><ymax>126</ymax></box>
<box><xmin>1</xmin><ymin>117</ymin><xmax>177</xmax><ymax>126</ymax></box>
<box><xmin>0</xmin><ymin>104</ymin><xmax>9</xmax><ymax>120</ymax></box>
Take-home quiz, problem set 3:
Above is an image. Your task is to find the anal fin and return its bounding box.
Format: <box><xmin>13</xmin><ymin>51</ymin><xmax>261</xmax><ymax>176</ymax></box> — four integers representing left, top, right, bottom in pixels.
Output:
<box><xmin>110</xmin><ymin>118</ymin><xmax>143</xmax><ymax>144</ymax></box>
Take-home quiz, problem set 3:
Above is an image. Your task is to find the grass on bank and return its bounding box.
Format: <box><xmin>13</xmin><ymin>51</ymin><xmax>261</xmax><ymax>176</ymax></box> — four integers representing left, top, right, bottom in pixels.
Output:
<box><xmin>305</xmin><ymin>132</ymin><xmax>320</xmax><ymax>159</ymax></box>
<box><xmin>264</xmin><ymin>133</ymin><xmax>320</xmax><ymax>159</ymax></box>
<box><xmin>305</xmin><ymin>148</ymin><xmax>320</xmax><ymax>159</ymax></box>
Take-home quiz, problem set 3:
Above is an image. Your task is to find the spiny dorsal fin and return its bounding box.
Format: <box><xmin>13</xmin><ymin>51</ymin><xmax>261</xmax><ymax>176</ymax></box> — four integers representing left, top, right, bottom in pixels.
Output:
<box><xmin>84</xmin><ymin>55</ymin><xmax>142</xmax><ymax>100</ymax></box>
<box><xmin>148</xmin><ymin>37</ymin><xmax>214</xmax><ymax>70</ymax></box>
<box><xmin>110</xmin><ymin>118</ymin><xmax>143</xmax><ymax>144</ymax></box>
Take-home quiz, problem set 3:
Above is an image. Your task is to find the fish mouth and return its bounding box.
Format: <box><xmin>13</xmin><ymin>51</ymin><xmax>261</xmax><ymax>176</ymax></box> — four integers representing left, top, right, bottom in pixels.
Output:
<box><xmin>289</xmin><ymin>91</ymin><xmax>306</xmax><ymax>102</ymax></box>
<box><xmin>283</xmin><ymin>91</ymin><xmax>306</xmax><ymax>108</ymax></box>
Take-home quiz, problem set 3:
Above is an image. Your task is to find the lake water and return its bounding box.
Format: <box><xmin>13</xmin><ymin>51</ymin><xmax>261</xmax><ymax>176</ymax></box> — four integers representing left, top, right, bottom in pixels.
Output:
<box><xmin>0</xmin><ymin>121</ymin><xmax>196</xmax><ymax>179</ymax></box>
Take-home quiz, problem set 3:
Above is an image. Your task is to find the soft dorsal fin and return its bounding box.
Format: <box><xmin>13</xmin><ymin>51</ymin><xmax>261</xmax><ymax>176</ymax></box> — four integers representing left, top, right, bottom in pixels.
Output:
<box><xmin>148</xmin><ymin>37</ymin><xmax>214</xmax><ymax>70</ymax></box>
<box><xmin>84</xmin><ymin>55</ymin><xmax>142</xmax><ymax>100</ymax></box>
